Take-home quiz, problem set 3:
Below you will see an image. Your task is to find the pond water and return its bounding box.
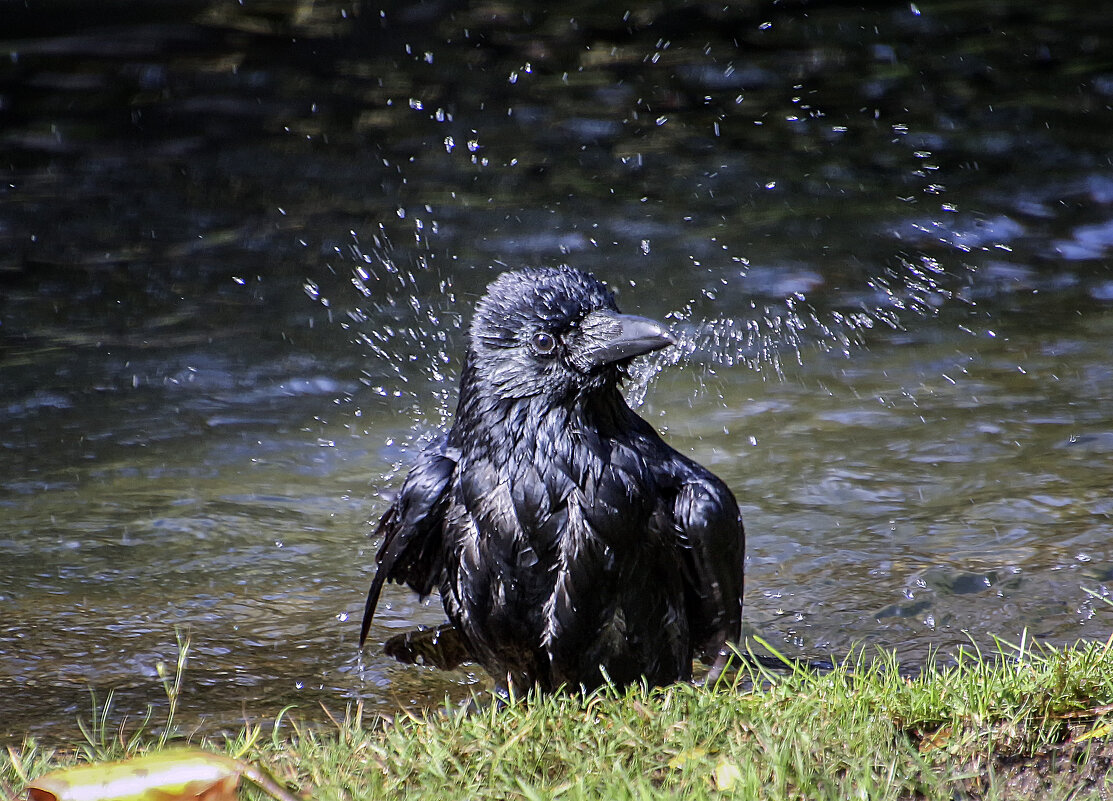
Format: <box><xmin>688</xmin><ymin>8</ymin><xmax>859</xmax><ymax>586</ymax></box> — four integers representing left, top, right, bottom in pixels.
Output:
<box><xmin>3</xmin><ymin>0</ymin><xmax>1113</xmax><ymax>742</ymax></box>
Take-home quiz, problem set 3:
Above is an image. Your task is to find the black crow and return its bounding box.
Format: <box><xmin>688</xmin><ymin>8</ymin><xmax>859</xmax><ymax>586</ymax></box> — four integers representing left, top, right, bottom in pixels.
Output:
<box><xmin>359</xmin><ymin>266</ymin><xmax>744</xmax><ymax>691</ymax></box>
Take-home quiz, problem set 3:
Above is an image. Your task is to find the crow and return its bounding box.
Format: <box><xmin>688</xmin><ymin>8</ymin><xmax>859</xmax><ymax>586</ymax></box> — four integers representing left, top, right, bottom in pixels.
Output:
<box><xmin>359</xmin><ymin>266</ymin><xmax>745</xmax><ymax>692</ymax></box>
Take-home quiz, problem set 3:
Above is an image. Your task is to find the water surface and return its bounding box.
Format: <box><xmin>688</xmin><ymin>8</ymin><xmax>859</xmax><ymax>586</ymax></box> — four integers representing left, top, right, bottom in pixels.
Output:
<box><xmin>3</xmin><ymin>0</ymin><xmax>1113</xmax><ymax>741</ymax></box>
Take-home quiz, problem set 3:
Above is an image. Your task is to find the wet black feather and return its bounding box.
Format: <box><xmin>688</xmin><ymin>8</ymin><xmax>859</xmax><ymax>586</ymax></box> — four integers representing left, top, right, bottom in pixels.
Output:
<box><xmin>360</xmin><ymin>266</ymin><xmax>745</xmax><ymax>691</ymax></box>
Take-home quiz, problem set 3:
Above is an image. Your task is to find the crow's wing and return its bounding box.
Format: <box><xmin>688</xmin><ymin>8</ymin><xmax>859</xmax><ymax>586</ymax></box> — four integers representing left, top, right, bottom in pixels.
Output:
<box><xmin>672</xmin><ymin>470</ymin><xmax>746</xmax><ymax>659</ymax></box>
<box><xmin>358</xmin><ymin>434</ymin><xmax>457</xmax><ymax>647</ymax></box>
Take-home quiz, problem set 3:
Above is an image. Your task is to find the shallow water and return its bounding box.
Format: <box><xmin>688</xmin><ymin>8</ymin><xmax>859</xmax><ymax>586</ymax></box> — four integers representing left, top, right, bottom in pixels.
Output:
<box><xmin>3</xmin><ymin>0</ymin><xmax>1113</xmax><ymax>741</ymax></box>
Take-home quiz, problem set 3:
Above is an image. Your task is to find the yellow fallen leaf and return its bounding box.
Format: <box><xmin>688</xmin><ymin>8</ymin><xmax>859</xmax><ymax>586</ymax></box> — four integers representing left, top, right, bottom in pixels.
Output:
<box><xmin>1075</xmin><ymin>722</ymin><xmax>1113</xmax><ymax>743</ymax></box>
<box><xmin>917</xmin><ymin>725</ymin><xmax>953</xmax><ymax>753</ymax></box>
<box><xmin>713</xmin><ymin>758</ymin><xmax>743</xmax><ymax>791</ymax></box>
<box><xmin>667</xmin><ymin>747</ymin><xmax>708</xmax><ymax>770</ymax></box>
<box><xmin>25</xmin><ymin>748</ymin><xmax>300</xmax><ymax>801</ymax></box>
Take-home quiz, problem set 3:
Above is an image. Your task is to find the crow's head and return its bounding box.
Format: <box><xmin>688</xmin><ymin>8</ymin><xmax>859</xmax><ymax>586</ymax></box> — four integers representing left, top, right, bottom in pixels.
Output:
<box><xmin>466</xmin><ymin>266</ymin><xmax>674</xmax><ymax>404</ymax></box>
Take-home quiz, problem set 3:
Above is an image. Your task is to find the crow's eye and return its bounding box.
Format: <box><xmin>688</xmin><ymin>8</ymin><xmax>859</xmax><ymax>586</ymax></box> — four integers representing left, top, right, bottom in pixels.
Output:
<box><xmin>531</xmin><ymin>331</ymin><xmax>558</xmax><ymax>355</ymax></box>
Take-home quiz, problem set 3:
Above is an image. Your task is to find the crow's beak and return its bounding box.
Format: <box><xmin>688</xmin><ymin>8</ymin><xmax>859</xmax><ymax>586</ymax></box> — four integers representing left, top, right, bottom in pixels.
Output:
<box><xmin>581</xmin><ymin>309</ymin><xmax>675</xmax><ymax>367</ymax></box>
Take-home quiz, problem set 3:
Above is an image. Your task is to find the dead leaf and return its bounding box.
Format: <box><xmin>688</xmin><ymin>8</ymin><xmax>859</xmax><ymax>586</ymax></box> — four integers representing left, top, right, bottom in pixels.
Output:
<box><xmin>713</xmin><ymin>757</ymin><xmax>743</xmax><ymax>791</ymax></box>
<box><xmin>25</xmin><ymin>748</ymin><xmax>300</xmax><ymax>801</ymax></box>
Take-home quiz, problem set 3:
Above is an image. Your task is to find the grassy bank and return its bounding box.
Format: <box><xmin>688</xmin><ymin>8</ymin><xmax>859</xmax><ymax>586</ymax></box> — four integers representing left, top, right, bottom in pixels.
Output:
<box><xmin>5</xmin><ymin>637</ymin><xmax>1113</xmax><ymax>800</ymax></box>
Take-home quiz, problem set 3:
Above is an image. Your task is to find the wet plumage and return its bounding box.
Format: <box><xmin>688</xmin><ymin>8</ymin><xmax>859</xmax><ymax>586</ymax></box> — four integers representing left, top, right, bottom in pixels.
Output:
<box><xmin>359</xmin><ymin>266</ymin><xmax>745</xmax><ymax>691</ymax></box>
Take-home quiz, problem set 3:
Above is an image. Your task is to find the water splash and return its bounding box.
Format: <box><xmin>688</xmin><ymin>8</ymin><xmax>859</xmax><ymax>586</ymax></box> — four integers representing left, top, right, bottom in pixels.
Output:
<box><xmin>624</xmin><ymin>249</ymin><xmax>968</xmax><ymax>408</ymax></box>
<box><xmin>305</xmin><ymin>223</ymin><xmax>464</xmax><ymax>480</ymax></box>
<box><xmin>313</xmin><ymin>216</ymin><xmax>977</xmax><ymax>446</ymax></box>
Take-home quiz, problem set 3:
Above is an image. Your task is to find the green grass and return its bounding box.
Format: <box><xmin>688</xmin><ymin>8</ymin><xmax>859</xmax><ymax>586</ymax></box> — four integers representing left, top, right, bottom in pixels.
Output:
<box><xmin>5</xmin><ymin>636</ymin><xmax>1113</xmax><ymax>800</ymax></box>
